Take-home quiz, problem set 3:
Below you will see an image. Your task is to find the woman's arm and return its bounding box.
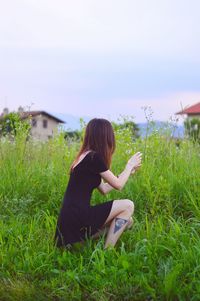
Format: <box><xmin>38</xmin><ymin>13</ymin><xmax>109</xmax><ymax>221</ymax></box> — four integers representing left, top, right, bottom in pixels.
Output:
<box><xmin>97</xmin><ymin>152</ymin><xmax>142</xmax><ymax>195</ymax></box>
<box><xmin>97</xmin><ymin>167</ymin><xmax>137</xmax><ymax>195</ymax></box>
<box><xmin>97</xmin><ymin>179</ymin><xmax>114</xmax><ymax>195</ymax></box>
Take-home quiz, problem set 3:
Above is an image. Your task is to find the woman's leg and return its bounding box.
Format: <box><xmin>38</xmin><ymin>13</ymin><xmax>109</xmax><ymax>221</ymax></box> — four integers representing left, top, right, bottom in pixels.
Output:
<box><xmin>91</xmin><ymin>216</ymin><xmax>133</xmax><ymax>240</ymax></box>
<box><xmin>103</xmin><ymin>199</ymin><xmax>134</xmax><ymax>249</ymax></box>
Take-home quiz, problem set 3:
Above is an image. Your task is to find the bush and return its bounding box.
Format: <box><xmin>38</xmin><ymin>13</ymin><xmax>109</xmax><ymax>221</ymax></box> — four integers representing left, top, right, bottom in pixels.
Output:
<box><xmin>184</xmin><ymin>117</ymin><xmax>200</xmax><ymax>142</ymax></box>
<box><xmin>0</xmin><ymin>111</ymin><xmax>31</xmax><ymax>139</ymax></box>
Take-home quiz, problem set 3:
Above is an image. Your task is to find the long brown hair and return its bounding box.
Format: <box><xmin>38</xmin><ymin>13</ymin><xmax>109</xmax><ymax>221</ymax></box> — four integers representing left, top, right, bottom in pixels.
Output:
<box><xmin>69</xmin><ymin>118</ymin><xmax>116</xmax><ymax>174</ymax></box>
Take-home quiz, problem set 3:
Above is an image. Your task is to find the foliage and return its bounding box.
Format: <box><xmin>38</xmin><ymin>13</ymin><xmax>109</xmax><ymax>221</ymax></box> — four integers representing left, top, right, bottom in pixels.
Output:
<box><xmin>63</xmin><ymin>117</ymin><xmax>87</xmax><ymax>146</ymax></box>
<box><xmin>184</xmin><ymin>117</ymin><xmax>200</xmax><ymax>142</ymax></box>
<box><xmin>112</xmin><ymin>115</ymin><xmax>140</xmax><ymax>140</ymax></box>
<box><xmin>0</xmin><ymin>111</ymin><xmax>31</xmax><ymax>139</ymax></box>
<box><xmin>64</xmin><ymin>130</ymin><xmax>81</xmax><ymax>142</ymax></box>
<box><xmin>0</xmin><ymin>116</ymin><xmax>200</xmax><ymax>300</ymax></box>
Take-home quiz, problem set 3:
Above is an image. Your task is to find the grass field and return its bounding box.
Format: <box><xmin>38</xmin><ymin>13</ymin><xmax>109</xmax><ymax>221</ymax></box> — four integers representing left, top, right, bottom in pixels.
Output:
<box><xmin>0</xmin><ymin>120</ymin><xmax>200</xmax><ymax>301</ymax></box>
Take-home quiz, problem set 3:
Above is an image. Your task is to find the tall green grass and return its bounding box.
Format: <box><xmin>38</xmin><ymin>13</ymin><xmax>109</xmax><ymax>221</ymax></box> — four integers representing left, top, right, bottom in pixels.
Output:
<box><xmin>0</xmin><ymin>119</ymin><xmax>200</xmax><ymax>300</ymax></box>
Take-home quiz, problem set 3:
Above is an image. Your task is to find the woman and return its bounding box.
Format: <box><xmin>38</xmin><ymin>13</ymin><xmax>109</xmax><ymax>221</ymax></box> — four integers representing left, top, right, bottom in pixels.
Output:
<box><xmin>54</xmin><ymin>118</ymin><xmax>142</xmax><ymax>249</ymax></box>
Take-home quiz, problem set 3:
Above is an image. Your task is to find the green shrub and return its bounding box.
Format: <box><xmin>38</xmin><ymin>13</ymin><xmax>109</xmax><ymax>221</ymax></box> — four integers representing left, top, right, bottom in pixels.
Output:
<box><xmin>0</xmin><ymin>111</ymin><xmax>31</xmax><ymax>139</ymax></box>
<box><xmin>184</xmin><ymin>117</ymin><xmax>200</xmax><ymax>142</ymax></box>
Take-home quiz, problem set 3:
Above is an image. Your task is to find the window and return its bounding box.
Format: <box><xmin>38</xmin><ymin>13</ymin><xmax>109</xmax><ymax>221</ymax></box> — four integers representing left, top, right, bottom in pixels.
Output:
<box><xmin>43</xmin><ymin>119</ymin><xmax>48</xmax><ymax>128</ymax></box>
<box><xmin>32</xmin><ymin>119</ymin><xmax>37</xmax><ymax>127</ymax></box>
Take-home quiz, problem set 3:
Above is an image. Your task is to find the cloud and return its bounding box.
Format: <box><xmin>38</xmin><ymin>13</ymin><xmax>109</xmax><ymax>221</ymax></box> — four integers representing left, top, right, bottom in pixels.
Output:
<box><xmin>1</xmin><ymin>0</ymin><xmax>200</xmax><ymax>123</ymax></box>
<box><xmin>0</xmin><ymin>0</ymin><xmax>200</xmax><ymax>60</ymax></box>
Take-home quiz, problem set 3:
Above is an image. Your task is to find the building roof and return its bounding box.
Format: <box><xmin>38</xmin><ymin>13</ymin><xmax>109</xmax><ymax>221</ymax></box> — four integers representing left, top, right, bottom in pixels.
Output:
<box><xmin>20</xmin><ymin>111</ymin><xmax>65</xmax><ymax>123</ymax></box>
<box><xmin>0</xmin><ymin>110</ymin><xmax>65</xmax><ymax>123</ymax></box>
<box><xmin>176</xmin><ymin>102</ymin><xmax>200</xmax><ymax>115</ymax></box>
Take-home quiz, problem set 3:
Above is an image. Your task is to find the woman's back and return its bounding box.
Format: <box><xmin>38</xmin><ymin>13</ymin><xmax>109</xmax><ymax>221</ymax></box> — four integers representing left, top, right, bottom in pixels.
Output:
<box><xmin>54</xmin><ymin>150</ymin><xmax>114</xmax><ymax>247</ymax></box>
<box><xmin>64</xmin><ymin>151</ymin><xmax>106</xmax><ymax>206</ymax></box>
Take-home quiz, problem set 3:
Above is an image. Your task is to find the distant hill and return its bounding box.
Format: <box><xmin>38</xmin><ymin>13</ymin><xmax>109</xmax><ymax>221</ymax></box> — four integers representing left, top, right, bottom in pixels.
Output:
<box><xmin>51</xmin><ymin>112</ymin><xmax>184</xmax><ymax>138</ymax></box>
<box><xmin>49</xmin><ymin>112</ymin><xmax>91</xmax><ymax>131</ymax></box>
<box><xmin>138</xmin><ymin>121</ymin><xmax>184</xmax><ymax>138</ymax></box>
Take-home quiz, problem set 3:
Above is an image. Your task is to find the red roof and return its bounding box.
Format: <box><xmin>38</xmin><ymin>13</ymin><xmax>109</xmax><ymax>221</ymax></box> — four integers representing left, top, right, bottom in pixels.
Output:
<box><xmin>176</xmin><ymin>102</ymin><xmax>200</xmax><ymax>115</ymax></box>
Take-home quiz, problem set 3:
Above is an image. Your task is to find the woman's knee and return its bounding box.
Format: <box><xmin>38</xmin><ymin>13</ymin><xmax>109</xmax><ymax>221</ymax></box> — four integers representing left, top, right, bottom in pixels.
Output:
<box><xmin>103</xmin><ymin>199</ymin><xmax>134</xmax><ymax>226</ymax></box>
<box><xmin>123</xmin><ymin>199</ymin><xmax>135</xmax><ymax>215</ymax></box>
<box><xmin>113</xmin><ymin>198</ymin><xmax>134</xmax><ymax>215</ymax></box>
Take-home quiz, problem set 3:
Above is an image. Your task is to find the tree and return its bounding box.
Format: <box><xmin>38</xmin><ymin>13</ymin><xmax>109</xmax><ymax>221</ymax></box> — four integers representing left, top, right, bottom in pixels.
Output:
<box><xmin>184</xmin><ymin>117</ymin><xmax>200</xmax><ymax>142</ymax></box>
<box><xmin>111</xmin><ymin>120</ymin><xmax>140</xmax><ymax>140</ymax></box>
<box><xmin>64</xmin><ymin>130</ymin><xmax>81</xmax><ymax>141</ymax></box>
<box><xmin>0</xmin><ymin>111</ymin><xmax>31</xmax><ymax>138</ymax></box>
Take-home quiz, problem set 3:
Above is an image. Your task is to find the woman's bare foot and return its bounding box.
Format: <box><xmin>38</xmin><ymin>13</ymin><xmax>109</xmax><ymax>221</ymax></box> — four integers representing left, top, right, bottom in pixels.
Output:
<box><xmin>126</xmin><ymin>217</ymin><xmax>133</xmax><ymax>230</ymax></box>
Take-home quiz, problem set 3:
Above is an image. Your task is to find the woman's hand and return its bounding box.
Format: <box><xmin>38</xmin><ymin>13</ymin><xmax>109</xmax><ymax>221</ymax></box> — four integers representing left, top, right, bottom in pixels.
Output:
<box><xmin>126</xmin><ymin>152</ymin><xmax>142</xmax><ymax>172</ymax></box>
<box><xmin>130</xmin><ymin>163</ymin><xmax>142</xmax><ymax>174</ymax></box>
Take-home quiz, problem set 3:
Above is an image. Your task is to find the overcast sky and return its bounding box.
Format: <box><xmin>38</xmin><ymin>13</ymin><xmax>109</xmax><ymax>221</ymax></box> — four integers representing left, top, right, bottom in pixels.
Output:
<box><xmin>0</xmin><ymin>0</ymin><xmax>200</xmax><ymax>123</ymax></box>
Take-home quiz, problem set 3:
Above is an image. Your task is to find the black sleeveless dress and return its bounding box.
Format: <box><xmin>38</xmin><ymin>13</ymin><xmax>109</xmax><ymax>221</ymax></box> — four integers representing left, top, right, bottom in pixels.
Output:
<box><xmin>54</xmin><ymin>150</ymin><xmax>114</xmax><ymax>247</ymax></box>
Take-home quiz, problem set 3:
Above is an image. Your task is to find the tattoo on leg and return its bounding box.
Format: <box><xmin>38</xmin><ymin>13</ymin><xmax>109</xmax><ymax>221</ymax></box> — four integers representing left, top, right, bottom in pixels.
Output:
<box><xmin>113</xmin><ymin>217</ymin><xmax>128</xmax><ymax>234</ymax></box>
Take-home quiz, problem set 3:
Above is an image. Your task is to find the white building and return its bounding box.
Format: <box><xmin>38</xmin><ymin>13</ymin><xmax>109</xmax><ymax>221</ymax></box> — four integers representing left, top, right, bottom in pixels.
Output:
<box><xmin>1</xmin><ymin>108</ymin><xmax>65</xmax><ymax>141</ymax></box>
